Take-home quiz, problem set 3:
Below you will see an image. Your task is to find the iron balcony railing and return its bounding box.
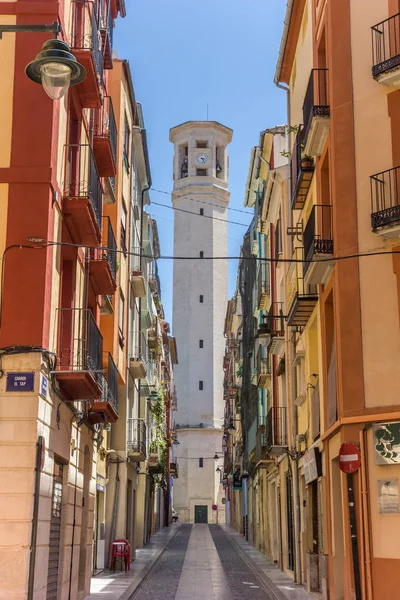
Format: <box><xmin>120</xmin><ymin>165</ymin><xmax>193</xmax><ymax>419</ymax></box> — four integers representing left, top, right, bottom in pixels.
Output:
<box><xmin>290</xmin><ymin>126</ymin><xmax>314</xmax><ymax>209</ymax></box>
<box><xmin>266</xmin><ymin>406</ymin><xmax>288</xmax><ymax>451</ymax></box>
<box><xmin>99</xmin><ymin>0</ymin><xmax>114</xmax><ymax>62</ymax></box>
<box><xmin>57</xmin><ymin>308</ymin><xmax>103</xmax><ymax>380</ymax></box>
<box><xmin>89</xmin><ymin>216</ymin><xmax>117</xmax><ymax>280</ymax></box>
<box><xmin>370</xmin><ymin>165</ymin><xmax>400</xmax><ymax>230</ymax></box>
<box><xmin>71</xmin><ymin>1</ymin><xmax>104</xmax><ymax>87</ymax></box>
<box><xmin>105</xmin><ymin>352</ymin><xmax>118</xmax><ymax>412</ymax></box>
<box><xmin>127</xmin><ymin>418</ymin><xmax>147</xmax><ymax>457</ymax></box>
<box><xmin>303</xmin><ymin>69</ymin><xmax>329</xmax><ymax>142</ymax></box>
<box><xmin>257</xmin><ymin>346</ymin><xmax>271</xmax><ymax>377</ymax></box>
<box><xmin>303</xmin><ymin>205</ymin><xmax>333</xmax><ymax>275</ymax></box>
<box><xmin>371</xmin><ymin>13</ymin><xmax>400</xmax><ymax>78</ymax></box>
<box><xmin>94</xmin><ymin>96</ymin><xmax>117</xmax><ymax>163</ymax></box>
<box><xmin>63</xmin><ymin>144</ymin><xmax>103</xmax><ymax>230</ymax></box>
<box><xmin>257</xmin><ymin>263</ymin><xmax>270</xmax><ymax>305</ymax></box>
<box><xmin>268</xmin><ymin>302</ymin><xmax>285</xmax><ymax>336</ymax></box>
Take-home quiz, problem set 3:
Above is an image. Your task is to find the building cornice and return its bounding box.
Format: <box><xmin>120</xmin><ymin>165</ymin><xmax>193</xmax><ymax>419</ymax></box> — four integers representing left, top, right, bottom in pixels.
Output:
<box><xmin>274</xmin><ymin>0</ymin><xmax>306</xmax><ymax>85</ymax></box>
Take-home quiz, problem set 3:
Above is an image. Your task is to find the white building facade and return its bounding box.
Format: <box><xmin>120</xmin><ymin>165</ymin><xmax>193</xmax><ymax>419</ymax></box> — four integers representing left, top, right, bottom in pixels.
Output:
<box><xmin>170</xmin><ymin>121</ymin><xmax>232</xmax><ymax>523</ymax></box>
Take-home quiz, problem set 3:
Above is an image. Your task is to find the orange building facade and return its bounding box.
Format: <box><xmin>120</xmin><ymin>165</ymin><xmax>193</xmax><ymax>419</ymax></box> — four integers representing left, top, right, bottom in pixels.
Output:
<box><xmin>274</xmin><ymin>0</ymin><xmax>400</xmax><ymax>598</ymax></box>
<box><xmin>0</xmin><ymin>1</ymin><xmax>175</xmax><ymax>599</ymax></box>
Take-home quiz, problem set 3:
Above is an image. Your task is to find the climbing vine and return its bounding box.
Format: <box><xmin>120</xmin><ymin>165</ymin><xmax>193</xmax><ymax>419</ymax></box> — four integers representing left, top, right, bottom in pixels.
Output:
<box><xmin>148</xmin><ymin>381</ymin><xmax>168</xmax><ymax>489</ymax></box>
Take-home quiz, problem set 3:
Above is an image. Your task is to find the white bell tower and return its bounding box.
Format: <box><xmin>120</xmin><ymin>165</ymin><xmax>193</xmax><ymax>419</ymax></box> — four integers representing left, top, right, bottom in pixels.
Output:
<box><xmin>170</xmin><ymin>121</ymin><xmax>233</xmax><ymax>524</ymax></box>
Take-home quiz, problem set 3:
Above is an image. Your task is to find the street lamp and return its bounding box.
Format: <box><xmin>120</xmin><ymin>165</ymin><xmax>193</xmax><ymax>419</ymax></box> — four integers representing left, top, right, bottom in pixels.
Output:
<box><xmin>0</xmin><ymin>21</ymin><xmax>86</xmax><ymax>100</ymax></box>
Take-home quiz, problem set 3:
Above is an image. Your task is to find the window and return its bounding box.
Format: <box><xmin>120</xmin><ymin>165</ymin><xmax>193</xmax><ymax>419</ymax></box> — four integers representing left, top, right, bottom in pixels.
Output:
<box><xmin>199</xmin><ymin>340</ymin><xmax>204</xmax><ymax>348</ymax></box>
<box><xmin>121</xmin><ymin>202</ymin><xmax>127</xmax><ymax>255</ymax></box>
<box><xmin>199</xmin><ymin>381</ymin><xmax>203</xmax><ymax>391</ymax></box>
<box><xmin>199</xmin><ymin>458</ymin><xmax>204</xmax><ymax>467</ymax></box>
<box><xmin>200</xmin><ymin>208</ymin><xmax>204</xmax><ymax>216</ymax></box>
<box><xmin>199</xmin><ymin>295</ymin><xmax>204</xmax><ymax>303</ymax></box>
<box><xmin>123</xmin><ymin>114</ymin><xmax>130</xmax><ymax>172</ymax></box>
<box><xmin>197</xmin><ymin>141</ymin><xmax>207</xmax><ymax>148</ymax></box>
<box><xmin>119</xmin><ymin>292</ymin><xmax>125</xmax><ymax>347</ymax></box>
<box><xmin>199</xmin><ymin>251</ymin><xmax>204</xmax><ymax>258</ymax></box>
<box><xmin>196</xmin><ymin>169</ymin><xmax>207</xmax><ymax>176</ymax></box>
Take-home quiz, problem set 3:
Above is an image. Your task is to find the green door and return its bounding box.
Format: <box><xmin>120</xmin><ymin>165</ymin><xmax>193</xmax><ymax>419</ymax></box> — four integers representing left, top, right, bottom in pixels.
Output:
<box><xmin>194</xmin><ymin>505</ymin><xmax>208</xmax><ymax>523</ymax></box>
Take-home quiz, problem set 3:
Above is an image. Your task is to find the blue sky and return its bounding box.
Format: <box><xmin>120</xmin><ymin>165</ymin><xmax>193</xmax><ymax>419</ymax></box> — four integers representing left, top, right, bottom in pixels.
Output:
<box><xmin>114</xmin><ymin>0</ymin><xmax>287</xmax><ymax>325</ymax></box>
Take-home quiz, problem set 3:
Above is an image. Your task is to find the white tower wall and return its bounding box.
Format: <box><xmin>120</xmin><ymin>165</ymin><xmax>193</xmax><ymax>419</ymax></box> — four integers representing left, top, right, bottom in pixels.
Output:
<box><xmin>170</xmin><ymin>121</ymin><xmax>232</xmax><ymax>524</ymax></box>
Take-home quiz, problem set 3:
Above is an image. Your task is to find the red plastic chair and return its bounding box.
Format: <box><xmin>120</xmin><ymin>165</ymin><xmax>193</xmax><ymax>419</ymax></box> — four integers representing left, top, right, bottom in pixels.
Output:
<box><xmin>110</xmin><ymin>539</ymin><xmax>131</xmax><ymax>571</ymax></box>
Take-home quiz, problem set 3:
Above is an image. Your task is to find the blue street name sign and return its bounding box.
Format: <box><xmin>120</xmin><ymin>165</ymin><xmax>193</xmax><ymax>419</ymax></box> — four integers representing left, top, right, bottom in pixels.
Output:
<box><xmin>6</xmin><ymin>372</ymin><xmax>35</xmax><ymax>392</ymax></box>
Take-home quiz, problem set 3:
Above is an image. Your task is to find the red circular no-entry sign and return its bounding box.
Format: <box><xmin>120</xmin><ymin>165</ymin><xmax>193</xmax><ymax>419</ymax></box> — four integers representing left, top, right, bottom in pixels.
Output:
<box><xmin>339</xmin><ymin>442</ymin><xmax>361</xmax><ymax>474</ymax></box>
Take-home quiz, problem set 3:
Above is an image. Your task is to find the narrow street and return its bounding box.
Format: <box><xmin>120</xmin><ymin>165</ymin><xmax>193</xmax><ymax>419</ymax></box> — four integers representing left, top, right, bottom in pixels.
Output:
<box><xmin>130</xmin><ymin>525</ymin><xmax>284</xmax><ymax>600</ymax></box>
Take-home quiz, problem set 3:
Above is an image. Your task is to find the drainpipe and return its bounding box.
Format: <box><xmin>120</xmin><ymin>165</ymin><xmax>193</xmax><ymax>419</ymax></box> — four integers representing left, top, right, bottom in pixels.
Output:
<box><xmin>360</xmin><ymin>426</ymin><xmax>373</xmax><ymax>600</ymax></box>
<box><xmin>27</xmin><ymin>436</ymin><xmax>44</xmax><ymax>600</ymax></box>
<box><xmin>68</xmin><ymin>441</ymin><xmax>79</xmax><ymax>600</ymax></box>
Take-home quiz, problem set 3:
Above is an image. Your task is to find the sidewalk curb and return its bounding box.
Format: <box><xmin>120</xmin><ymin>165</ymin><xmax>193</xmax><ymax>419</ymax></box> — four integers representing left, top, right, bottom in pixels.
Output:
<box><xmin>221</xmin><ymin>526</ymin><xmax>315</xmax><ymax>600</ymax></box>
<box><xmin>118</xmin><ymin>524</ymin><xmax>181</xmax><ymax>600</ymax></box>
<box><xmin>221</xmin><ymin>526</ymin><xmax>287</xmax><ymax>600</ymax></box>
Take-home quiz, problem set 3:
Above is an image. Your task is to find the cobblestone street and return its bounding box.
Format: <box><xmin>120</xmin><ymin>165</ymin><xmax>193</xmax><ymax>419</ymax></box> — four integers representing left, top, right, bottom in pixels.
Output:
<box><xmin>130</xmin><ymin>525</ymin><xmax>278</xmax><ymax>600</ymax></box>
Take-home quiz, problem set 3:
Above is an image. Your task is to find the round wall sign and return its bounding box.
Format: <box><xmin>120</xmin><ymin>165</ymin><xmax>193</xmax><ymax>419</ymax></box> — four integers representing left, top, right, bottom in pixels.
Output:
<box><xmin>212</xmin><ymin>504</ymin><xmax>218</xmax><ymax>511</ymax></box>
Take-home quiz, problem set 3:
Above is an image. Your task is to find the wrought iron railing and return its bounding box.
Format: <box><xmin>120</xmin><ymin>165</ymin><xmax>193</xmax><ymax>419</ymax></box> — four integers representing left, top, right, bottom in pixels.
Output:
<box><xmin>266</xmin><ymin>406</ymin><xmax>288</xmax><ymax>451</ymax></box>
<box><xmin>105</xmin><ymin>352</ymin><xmax>118</xmax><ymax>411</ymax></box>
<box><xmin>370</xmin><ymin>165</ymin><xmax>400</xmax><ymax>229</ymax></box>
<box><xmin>303</xmin><ymin>205</ymin><xmax>333</xmax><ymax>275</ymax></box>
<box><xmin>127</xmin><ymin>418</ymin><xmax>147</xmax><ymax>457</ymax></box>
<box><xmin>99</xmin><ymin>1</ymin><xmax>114</xmax><ymax>58</ymax></box>
<box><xmin>257</xmin><ymin>346</ymin><xmax>271</xmax><ymax>378</ymax></box>
<box><xmin>63</xmin><ymin>144</ymin><xmax>103</xmax><ymax>230</ymax></box>
<box><xmin>303</xmin><ymin>69</ymin><xmax>329</xmax><ymax>141</ymax></box>
<box><xmin>94</xmin><ymin>96</ymin><xmax>117</xmax><ymax>163</ymax></box>
<box><xmin>57</xmin><ymin>308</ymin><xmax>103</xmax><ymax>380</ymax></box>
<box><xmin>268</xmin><ymin>302</ymin><xmax>285</xmax><ymax>337</ymax></box>
<box><xmin>71</xmin><ymin>1</ymin><xmax>104</xmax><ymax>87</ymax></box>
<box><xmin>257</xmin><ymin>263</ymin><xmax>270</xmax><ymax>305</ymax></box>
<box><xmin>290</xmin><ymin>126</ymin><xmax>314</xmax><ymax>208</ymax></box>
<box><xmin>371</xmin><ymin>13</ymin><xmax>400</xmax><ymax>77</ymax></box>
<box><xmin>89</xmin><ymin>217</ymin><xmax>117</xmax><ymax>279</ymax></box>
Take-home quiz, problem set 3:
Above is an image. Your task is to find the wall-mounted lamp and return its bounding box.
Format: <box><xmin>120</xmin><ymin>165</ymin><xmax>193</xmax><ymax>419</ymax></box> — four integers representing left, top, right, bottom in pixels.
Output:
<box><xmin>0</xmin><ymin>20</ymin><xmax>86</xmax><ymax>100</ymax></box>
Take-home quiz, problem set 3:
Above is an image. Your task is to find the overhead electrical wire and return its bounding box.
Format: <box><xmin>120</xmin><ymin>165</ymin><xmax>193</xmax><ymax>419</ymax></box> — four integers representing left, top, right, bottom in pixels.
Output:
<box><xmin>149</xmin><ymin>200</ymin><xmax>251</xmax><ymax>228</ymax></box>
<box><xmin>22</xmin><ymin>238</ymin><xmax>400</xmax><ymax>266</ymax></box>
<box><xmin>151</xmin><ymin>186</ymin><xmax>254</xmax><ymax>216</ymax></box>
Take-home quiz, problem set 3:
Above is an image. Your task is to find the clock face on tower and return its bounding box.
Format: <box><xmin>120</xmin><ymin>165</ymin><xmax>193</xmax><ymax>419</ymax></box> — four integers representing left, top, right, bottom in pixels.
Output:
<box><xmin>196</xmin><ymin>153</ymin><xmax>208</xmax><ymax>165</ymax></box>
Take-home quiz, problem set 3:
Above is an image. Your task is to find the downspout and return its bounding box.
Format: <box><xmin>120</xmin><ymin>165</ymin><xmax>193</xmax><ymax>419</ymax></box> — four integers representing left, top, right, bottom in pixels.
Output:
<box><xmin>27</xmin><ymin>436</ymin><xmax>44</xmax><ymax>600</ymax></box>
<box><xmin>68</xmin><ymin>443</ymin><xmax>79</xmax><ymax>600</ymax></box>
<box><xmin>360</xmin><ymin>426</ymin><xmax>373</xmax><ymax>600</ymax></box>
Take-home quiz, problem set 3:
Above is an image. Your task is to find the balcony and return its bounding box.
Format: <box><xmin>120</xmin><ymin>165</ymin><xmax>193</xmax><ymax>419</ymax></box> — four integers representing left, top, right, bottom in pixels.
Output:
<box><xmin>89</xmin><ymin>217</ymin><xmax>117</xmax><ymax>296</ymax></box>
<box><xmin>256</xmin><ymin>421</ymin><xmax>267</xmax><ymax>463</ymax></box>
<box><xmin>127</xmin><ymin>418</ymin><xmax>147</xmax><ymax>461</ymax></box>
<box><xmin>372</xmin><ymin>13</ymin><xmax>400</xmax><ymax>86</ymax></box>
<box><xmin>265</xmin><ymin>407</ymin><xmax>288</xmax><ymax>455</ymax></box>
<box><xmin>257</xmin><ymin>265</ymin><xmax>270</xmax><ymax>310</ymax></box>
<box><xmin>148</xmin><ymin>451</ymin><xmax>162</xmax><ymax>473</ymax></box>
<box><xmin>266</xmin><ymin>302</ymin><xmax>285</xmax><ymax>355</ymax></box>
<box><xmin>93</xmin><ymin>96</ymin><xmax>117</xmax><ymax>177</ymax></box>
<box><xmin>291</xmin><ymin>127</ymin><xmax>314</xmax><ymax>210</ymax></box>
<box><xmin>287</xmin><ymin>249</ymin><xmax>318</xmax><ymax>327</ymax></box>
<box><xmin>170</xmin><ymin>461</ymin><xmax>179</xmax><ymax>478</ymax></box>
<box><xmin>100</xmin><ymin>294</ymin><xmax>113</xmax><ymax>316</ymax></box>
<box><xmin>71</xmin><ymin>2</ymin><xmax>104</xmax><ymax>108</ymax></box>
<box><xmin>99</xmin><ymin>2</ymin><xmax>114</xmax><ymax>69</ymax></box>
<box><xmin>104</xmin><ymin>177</ymin><xmax>116</xmax><ymax>205</ymax></box>
<box><xmin>62</xmin><ymin>144</ymin><xmax>103</xmax><ymax>246</ymax></box>
<box><xmin>129</xmin><ymin>337</ymin><xmax>147</xmax><ymax>379</ymax></box>
<box><xmin>54</xmin><ymin>309</ymin><xmax>103</xmax><ymax>401</ymax></box>
<box><xmin>88</xmin><ymin>353</ymin><xmax>118</xmax><ymax>424</ymax></box>
<box><xmin>371</xmin><ymin>165</ymin><xmax>400</xmax><ymax>237</ymax></box>
<box><xmin>130</xmin><ymin>248</ymin><xmax>146</xmax><ymax>297</ymax></box>
<box><xmin>302</xmin><ymin>69</ymin><xmax>330</xmax><ymax>157</ymax></box>
<box><xmin>303</xmin><ymin>205</ymin><xmax>334</xmax><ymax>286</ymax></box>
<box><xmin>257</xmin><ymin>346</ymin><xmax>271</xmax><ymax>388</ymax></box>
